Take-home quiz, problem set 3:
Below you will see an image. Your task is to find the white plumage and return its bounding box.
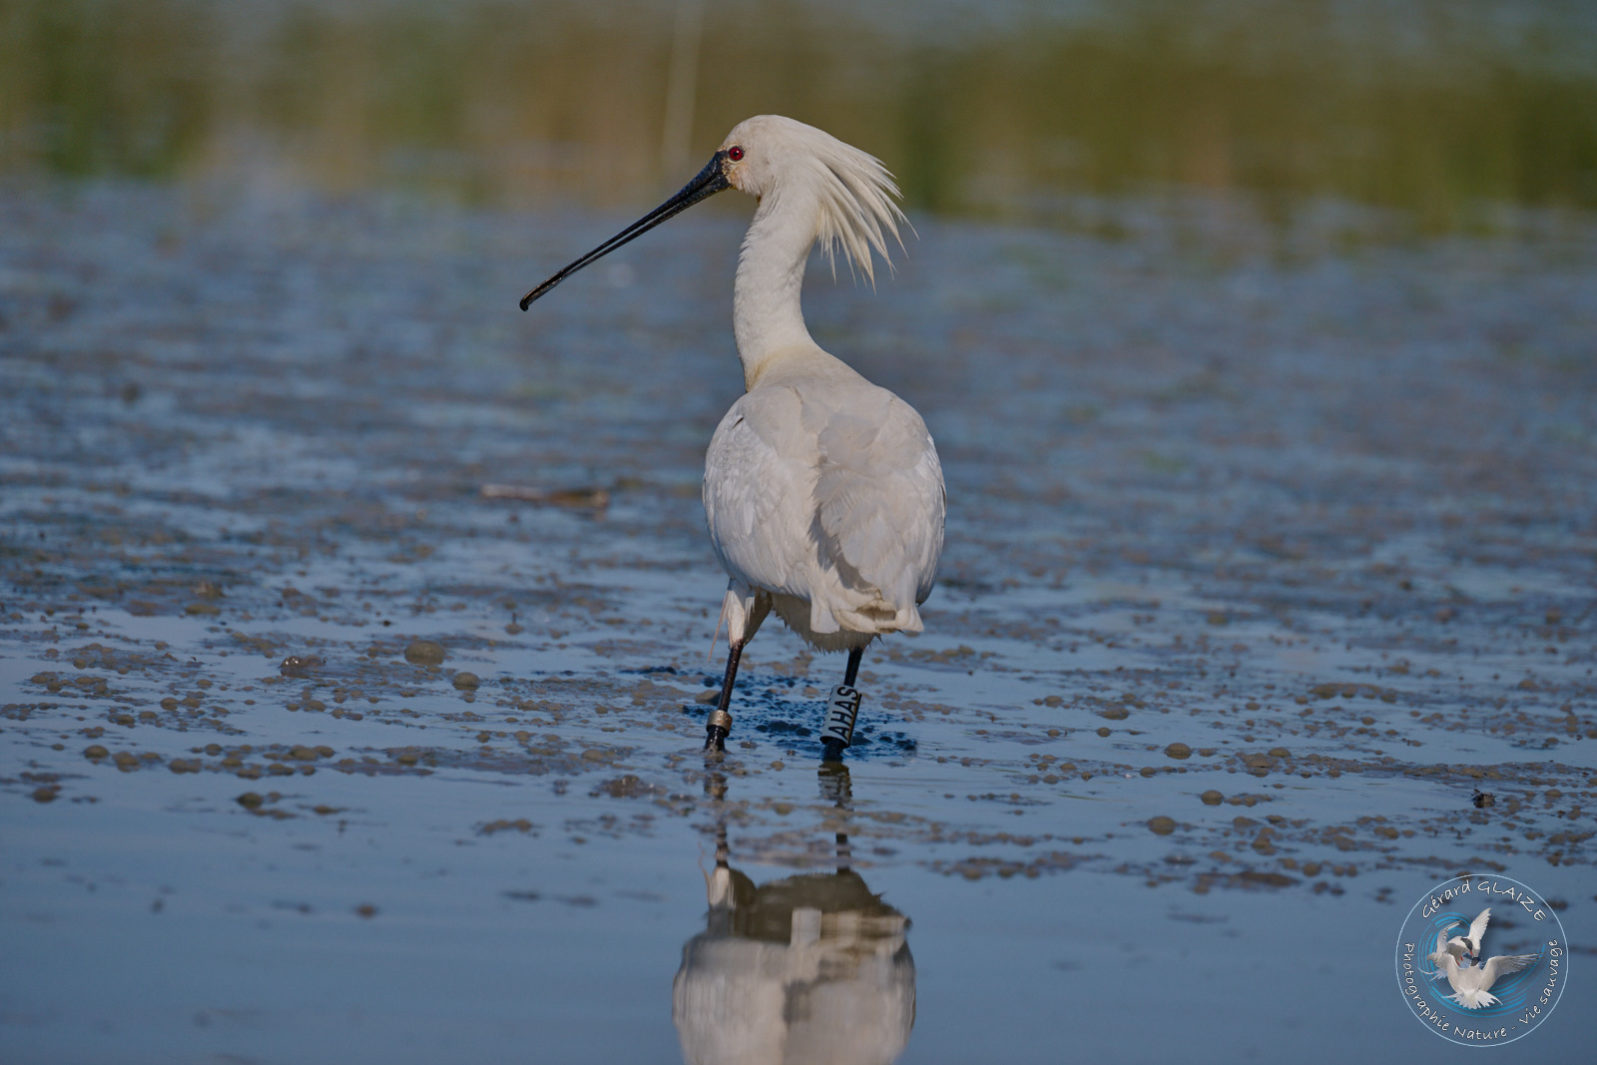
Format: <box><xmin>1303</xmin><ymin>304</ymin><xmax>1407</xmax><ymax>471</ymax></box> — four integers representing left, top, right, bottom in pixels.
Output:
<box><xmin>1443</xmin><ymin>906</ymin><xmax>1493</xmax><ymax>963</ymax></box>
<box><xmin>521</xmin><ymin>115</ymin><xmax>945</xmax><ymax>754</ymax></box>
<box><xmin>1428</xmin><ymin>909</ymin><xmax>1539</xmax><ymax>1009</ymax></box>
<box><xmin>705</xmin><ymin>350</ymin><xmax>943</xmax><ymax>652</ymax></box>
<box><xmin>1429</xmin><ymin>950</ymin><xmax>1538</xmax><ymax>1010</ymax></box>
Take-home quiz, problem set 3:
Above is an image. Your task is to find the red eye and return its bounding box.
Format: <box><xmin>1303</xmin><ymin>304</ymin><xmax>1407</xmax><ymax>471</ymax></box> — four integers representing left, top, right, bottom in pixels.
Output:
<box><xmin>727</xmin><ymin>146</ymin><xmax>744</xmax><ymax>162</ymax></box>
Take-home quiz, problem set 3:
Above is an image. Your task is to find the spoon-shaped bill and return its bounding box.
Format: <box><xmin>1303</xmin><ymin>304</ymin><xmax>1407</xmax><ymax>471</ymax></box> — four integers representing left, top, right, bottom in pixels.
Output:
<box><xmin>520</xmin><ymin>152</ymin><xmax>732</xmax><ymax>310</ymax></box>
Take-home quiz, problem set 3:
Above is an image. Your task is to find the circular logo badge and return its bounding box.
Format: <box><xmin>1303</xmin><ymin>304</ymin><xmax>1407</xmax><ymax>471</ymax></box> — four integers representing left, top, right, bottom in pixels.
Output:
<box><xmin>1394</xmin><ymin>873</ymin><xmax>1568</xmax><ymax>1046</ymax></box>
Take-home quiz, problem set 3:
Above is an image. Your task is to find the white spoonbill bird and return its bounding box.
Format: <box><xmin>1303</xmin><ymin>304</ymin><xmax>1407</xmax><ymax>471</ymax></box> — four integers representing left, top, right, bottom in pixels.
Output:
<box><xmin>520</xmin><ymin>115</ymin><xmax>945</xmax><ymax>757</ymax></box>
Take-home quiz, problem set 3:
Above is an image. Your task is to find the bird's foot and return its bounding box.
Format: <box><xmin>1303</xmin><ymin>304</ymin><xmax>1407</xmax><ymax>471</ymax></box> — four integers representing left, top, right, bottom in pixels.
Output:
<box><xmin>704</xmin><ymin>710</ymin><xmax>732</xmax><ymax>753</ymax></box>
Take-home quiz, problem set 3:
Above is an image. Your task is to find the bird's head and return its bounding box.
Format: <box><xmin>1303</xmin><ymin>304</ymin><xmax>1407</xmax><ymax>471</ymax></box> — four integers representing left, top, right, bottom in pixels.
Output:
<box><xmin>519</xmin><ymin>114</ymin><xmax>906</xmax><ymax>309</ymax></box>
<box><xmin>715</xmin><ymin>115</ymin><xmax>852</xmax><ymax>199</ymax></box>
<box><xmin>716</xmin><ymin>115</ymin><xmax>906</xmax><ymax>284</ymax></box>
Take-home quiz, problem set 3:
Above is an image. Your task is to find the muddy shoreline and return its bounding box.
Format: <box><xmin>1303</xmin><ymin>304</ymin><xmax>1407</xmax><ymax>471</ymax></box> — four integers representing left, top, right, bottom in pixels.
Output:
<box><xmin>3</xmin><ymin>182</ymin><xmax>1593</xmax><ymax>1062</ymax></box>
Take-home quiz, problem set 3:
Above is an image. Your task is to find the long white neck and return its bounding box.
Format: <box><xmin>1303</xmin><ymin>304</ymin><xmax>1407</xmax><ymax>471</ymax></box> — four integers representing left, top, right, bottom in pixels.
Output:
<box><xmin>732</xmin><ymin>187</ymin><xmax>820</xmax><ymax>387</ymax></box>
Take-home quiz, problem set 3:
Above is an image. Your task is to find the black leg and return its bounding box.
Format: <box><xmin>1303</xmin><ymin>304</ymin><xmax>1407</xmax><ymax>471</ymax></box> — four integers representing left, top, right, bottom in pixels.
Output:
<box><xmin>820</xmin><ymin>647</ymin><xmax>866</xmax><ymax>761</ymax></box>
<box><xmin>705</xmin><ymin>641</ymin><xmax>742</xmax><ymax>751</ymax></box>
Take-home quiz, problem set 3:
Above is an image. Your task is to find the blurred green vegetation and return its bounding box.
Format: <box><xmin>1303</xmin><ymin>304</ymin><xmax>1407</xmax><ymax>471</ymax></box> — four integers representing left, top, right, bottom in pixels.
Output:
<box><xmin>1</xmin><ymin>0</ymin><xmax>1593</xmax><ymax>228</ymax></box>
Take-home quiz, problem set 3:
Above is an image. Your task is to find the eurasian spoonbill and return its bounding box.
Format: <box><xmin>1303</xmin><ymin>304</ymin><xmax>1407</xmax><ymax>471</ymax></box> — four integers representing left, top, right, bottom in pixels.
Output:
<box><xmin>521</xmin><ymin>115</ymin><xmax>945</xmax><ymax>757</ymax></box>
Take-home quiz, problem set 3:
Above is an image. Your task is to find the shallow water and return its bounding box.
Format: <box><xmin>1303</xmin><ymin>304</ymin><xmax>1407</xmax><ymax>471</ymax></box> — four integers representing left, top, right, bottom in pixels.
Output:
<box><xmin>2</xmin><ymin>183</ymin><xmax>1595</xmax><ymax>1063</ymax></box>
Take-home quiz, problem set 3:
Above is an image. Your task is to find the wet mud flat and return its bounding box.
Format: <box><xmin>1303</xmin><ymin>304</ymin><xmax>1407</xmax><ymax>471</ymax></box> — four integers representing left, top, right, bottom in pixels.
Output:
<box><xmin>2</xmin><ymin>182</ymin><xmax>1595</xmax><ymax>1063</ymax></box>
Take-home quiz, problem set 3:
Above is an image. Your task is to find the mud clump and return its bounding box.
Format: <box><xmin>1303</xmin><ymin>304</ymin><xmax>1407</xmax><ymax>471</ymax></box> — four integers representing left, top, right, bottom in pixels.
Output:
<box><xmin>592</xmin><ymin>774</ymin><xmax>655</xmax><ymax>799</ymax></box>
<box><xmin>1241</xmin><ymin>752</ymin><xmax>1281</xmax><ymax>775</ymax></box>
<box><xmin>280</xmin><ymin>655</ymin><xmax>325</xmax><ymax>676</ymax></box>
<box><xmin>404</xmin><ymin>640</ymin><xmax>446</xmax><ymax>666</ymax></box>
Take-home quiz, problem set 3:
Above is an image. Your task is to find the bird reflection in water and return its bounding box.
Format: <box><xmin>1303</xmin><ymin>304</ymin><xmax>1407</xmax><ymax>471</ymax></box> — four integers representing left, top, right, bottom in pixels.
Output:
<box><xmin>673</xmin><ymin>765</ymin><xmax>915</xmax><ymax>1065</ymax></box>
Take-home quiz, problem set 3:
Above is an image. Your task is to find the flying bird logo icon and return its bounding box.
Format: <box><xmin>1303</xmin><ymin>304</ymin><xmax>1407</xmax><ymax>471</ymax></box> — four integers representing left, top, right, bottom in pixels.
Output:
<box><xmin>1394</xmin><ymin>874</ymin><xmax>1568</xmax><ymax>1046</ymax></box>
<box><xmin>1427</xmin><ymin>907</ymin><xmax>1540</xmax><ymax>1009</ymax></box>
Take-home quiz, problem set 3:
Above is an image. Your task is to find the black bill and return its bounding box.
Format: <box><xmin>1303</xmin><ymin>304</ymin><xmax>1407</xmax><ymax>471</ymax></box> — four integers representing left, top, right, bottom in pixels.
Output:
<box><xmin>519</xmin><ymin>151</ymin><xmax>732</xmax><ymax>310</ymax></box>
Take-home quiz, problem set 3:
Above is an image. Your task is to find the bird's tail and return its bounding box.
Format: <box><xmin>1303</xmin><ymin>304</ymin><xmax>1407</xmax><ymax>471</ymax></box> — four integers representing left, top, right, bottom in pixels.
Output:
<box><xmin>1450</xmin><ymin>989</ymin><xmax>1499</xmax><ymax>1010</ymax></box>
<box><xmin>812</xmin><ymin>464</ymin><xmax>932</xmax><ymax>633</ymax></box>
<box><xmin>824</xmin><ymin>594</ymin><xmax>923</xmax><ymax>637</ymax></box>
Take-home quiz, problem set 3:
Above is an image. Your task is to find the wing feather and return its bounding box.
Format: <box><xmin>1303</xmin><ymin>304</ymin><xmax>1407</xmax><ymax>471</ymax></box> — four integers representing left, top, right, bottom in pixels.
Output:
<box><xmin>1467</xmin><ymin>908</ymin><xmax>1492</xmax><ymax>951</ymax></box>
<box><xmin>703</xmin><ymin>374</ymin><xmax>945</xmax><ymax>642</ymax></box>
<box><xmin>703</xmin><ymin>388</ymin><xmax>816</xmax><ymax>600</ymax></box>
<box><xmin>1432</xmin><ymin>925</ymin><xmax>1456</xmax><ymax>961</ymax></box>
<box><xmin>811</xmin><ymin>389</ymin><xmax>944</xmax><ymax>613</ymax></box>
<box><xmin>1479</xmin><ymin>953</ymin><xmax>1538</xmax><ymax>987</ymax></box>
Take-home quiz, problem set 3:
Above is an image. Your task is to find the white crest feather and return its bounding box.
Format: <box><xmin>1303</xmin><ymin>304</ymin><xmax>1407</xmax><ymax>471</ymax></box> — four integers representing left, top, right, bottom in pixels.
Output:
<box><xmin>802</xmin><ymin>133</ymin><xmax>908</xmax><ymax>285</ymax></box>
<box><xmin>730</xmin><ymin>115</ymin><xmax>908</xmax><ymax>286</ymax></box>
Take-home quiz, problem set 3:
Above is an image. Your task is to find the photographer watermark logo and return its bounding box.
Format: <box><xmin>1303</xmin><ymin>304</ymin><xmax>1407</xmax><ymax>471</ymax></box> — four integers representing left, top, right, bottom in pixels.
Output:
<box><xmin>1394</xmin><ymin>874</ymin><xmax>1567</xmax><ymax>1046</ymax></box>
